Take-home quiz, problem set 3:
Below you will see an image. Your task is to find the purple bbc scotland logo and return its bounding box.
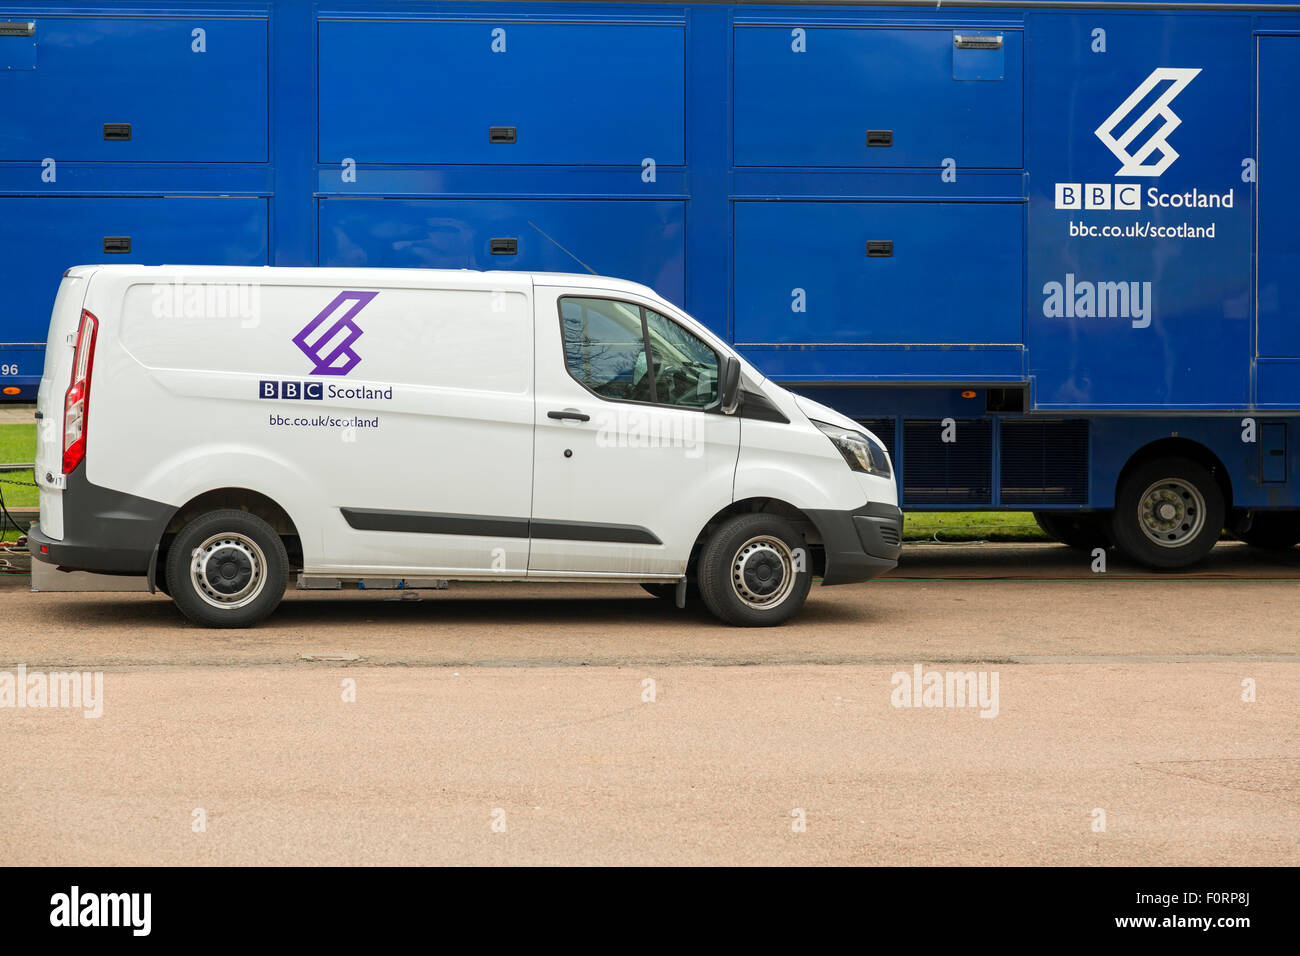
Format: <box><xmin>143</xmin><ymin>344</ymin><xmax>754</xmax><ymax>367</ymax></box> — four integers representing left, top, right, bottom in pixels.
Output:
<box><xmin>292</xmin><ymin>290</ymin><xmax>378</xmax><ymax>375</ymax></box>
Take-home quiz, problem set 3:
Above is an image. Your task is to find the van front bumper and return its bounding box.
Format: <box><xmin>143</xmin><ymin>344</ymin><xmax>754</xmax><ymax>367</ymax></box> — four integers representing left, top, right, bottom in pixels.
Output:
<box><xmin>807</xmin><ymin>502</ymin><xmax>903</xmax><ymax>586</ymax></box>
<box><xmin>27</xmin><ymin>468</ymin><xmax>173</xmax><ymax>576</ymax></box>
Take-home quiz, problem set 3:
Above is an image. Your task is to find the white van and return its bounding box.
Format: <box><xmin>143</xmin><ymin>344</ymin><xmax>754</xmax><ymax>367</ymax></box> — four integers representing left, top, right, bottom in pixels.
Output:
<box><xmin>30</xmin><ymin>266</ymin><xmax>900</xmax><ymax>627</ymax></box>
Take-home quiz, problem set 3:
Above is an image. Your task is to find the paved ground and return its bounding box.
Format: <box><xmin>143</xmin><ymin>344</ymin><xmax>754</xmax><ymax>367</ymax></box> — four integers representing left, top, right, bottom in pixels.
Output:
<box><xmin>1</xmin><ymin>542</ymin><xmax>1296</xmax><ymax>865</ymax></box>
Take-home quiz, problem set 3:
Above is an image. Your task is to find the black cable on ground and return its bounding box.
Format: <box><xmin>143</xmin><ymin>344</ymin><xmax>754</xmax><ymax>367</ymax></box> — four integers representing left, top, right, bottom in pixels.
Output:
<box><xmin>0</xmin><ymin>480</ymin><xmax>30</xmax><ymax>541</ymax></box>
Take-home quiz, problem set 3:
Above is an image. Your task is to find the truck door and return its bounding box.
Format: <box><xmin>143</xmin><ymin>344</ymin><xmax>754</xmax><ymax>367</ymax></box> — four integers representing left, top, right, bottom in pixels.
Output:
<box><xmin>1256</xmin><ymin>35</ymin><xmax>1300</xmax><ymax>406</ymax></box>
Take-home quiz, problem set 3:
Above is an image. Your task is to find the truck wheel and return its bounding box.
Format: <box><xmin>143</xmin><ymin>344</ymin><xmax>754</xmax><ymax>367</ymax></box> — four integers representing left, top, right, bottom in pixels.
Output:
<box><xmin>1238</xmin><ymin>512</ymin><xmax>1300</xmax><ymax>551</ymax></box>
<box><xmin>165</xmin><ymin>510</ymin><xmax>288</xmax><ymax>627</ymax></box>
<box><xmin>1033</xmin><ymin>511</ymin><xmax>1111</xmax><ymax>551</ymax></box>
<box><xmin>697</xmin><ymin>514</ymin><xmax>812</xmax><ymax>626</ymax></box>
<box><xmin>1111</xmin><ymin>458</ymin><xmax>1224</xmax><ymax>570</ymax></box>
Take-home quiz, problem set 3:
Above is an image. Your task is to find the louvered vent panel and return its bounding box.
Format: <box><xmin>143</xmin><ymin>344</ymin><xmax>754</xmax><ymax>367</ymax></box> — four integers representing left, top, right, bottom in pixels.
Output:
<box><xmin>1000</xmin><ymin>419</ymin><xmax>1089</xmax><ymax>505</ymax></box>
<box><xmin>902</xmin><ymin>418</ymin><xmax>992</xmax><ymax>505</ymax></box>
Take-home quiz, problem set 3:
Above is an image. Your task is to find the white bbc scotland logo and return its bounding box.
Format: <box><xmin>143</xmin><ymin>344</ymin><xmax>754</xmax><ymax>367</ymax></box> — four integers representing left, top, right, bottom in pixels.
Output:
<box><xmin>1095</xmin><ymin>67</ymin><xmax>1201</xmax><ymax>177</ymax></box>
<box><xmin>1055</xmin><ymin>68</ymin><xmax>1202</xmax><ymax>210</ymax></box>
<box><xmin>1055</xmin><ymin>182</ymin><xmax>1142</xmax><ymax>210</ymax></box>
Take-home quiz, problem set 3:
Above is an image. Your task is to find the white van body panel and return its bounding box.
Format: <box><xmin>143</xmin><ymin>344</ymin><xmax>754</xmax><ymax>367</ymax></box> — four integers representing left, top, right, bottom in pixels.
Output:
<box><xmin>733</xmin><ymin>384</ymin><xmax>883</xmax><ymax>514</ymax></box>
<box><xmin>83</xmin><ymin>268</ymin><xmax>536</xmax><ymax>576</ymax></box>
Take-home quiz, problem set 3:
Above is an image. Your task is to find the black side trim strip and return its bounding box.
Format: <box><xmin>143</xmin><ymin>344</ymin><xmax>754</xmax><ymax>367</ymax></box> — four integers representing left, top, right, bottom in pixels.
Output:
<box><xmin>342</xmin><ymin>508</ymin><xmax>528</xmax><ymax>538</ymax></box>
<box><xmin>341</xmin><ymin>508</ymin><xmax>662</xmax><ymax>545</ymax></box>
<box><xmin>530</xmin><ymin>518</ymin><xmax>661</xmax><ymax>545</ymax></box>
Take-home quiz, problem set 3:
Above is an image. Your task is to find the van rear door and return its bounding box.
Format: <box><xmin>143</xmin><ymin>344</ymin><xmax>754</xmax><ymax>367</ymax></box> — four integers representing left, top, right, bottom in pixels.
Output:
<box><xmin>33</xmin><ymin>269</ymin><xmax>93</xmax><ymax>539</ymax></box>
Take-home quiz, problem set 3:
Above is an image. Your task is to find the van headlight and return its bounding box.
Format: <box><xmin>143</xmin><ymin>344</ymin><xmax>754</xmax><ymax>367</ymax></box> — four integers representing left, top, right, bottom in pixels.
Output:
<box><xmin>813</xmin><ymin>421</ymin><xmax>892</xmax><ymax>478</ymax></box>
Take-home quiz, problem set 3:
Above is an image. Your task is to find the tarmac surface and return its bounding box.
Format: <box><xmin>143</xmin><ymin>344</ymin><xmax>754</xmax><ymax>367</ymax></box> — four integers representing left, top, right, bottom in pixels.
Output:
<box><xmin>1</xmin><ymin>541</ymin><xmax>1296</xmax><ymax>865</ymax></box>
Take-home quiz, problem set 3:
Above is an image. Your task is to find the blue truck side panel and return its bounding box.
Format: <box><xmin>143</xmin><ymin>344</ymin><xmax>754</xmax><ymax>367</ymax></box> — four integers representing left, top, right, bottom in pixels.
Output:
<box><xmin>733</xmin><ymin>201</ymin><xmax>1024</xmax><ymax>346</ymax></box>
<box><xmin>2</xmin><ymin>0</ymin><xmax>1298</xmax><ymax>515</ymax></box>
<box><xmin>0</xmin><ymin>16</ymin><xmax>269</xmax><ymax>162</ymax></box>
<box><xmin>1025</xmin><ymin>13</ymin><xmax>1254</xmax><ymax>410</ymax></box>
<box><xmin>319</xmin><ymin>19</ymin><xmax>687</xmax><ymax>166</ymax></box>
<box><xmin>733</xmin><ymin>24</ymin><xmax>1024</xmax><ymax>168</ymax></box>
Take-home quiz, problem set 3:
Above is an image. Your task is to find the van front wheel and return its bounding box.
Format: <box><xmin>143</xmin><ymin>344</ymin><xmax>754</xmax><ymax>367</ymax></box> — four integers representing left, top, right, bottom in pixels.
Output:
<box><xmin>698</xmin><ymin>514</ymin><xmax>812</xmax><ymax>626</ymax></box>
<box><xmin>165</xmin><ymin>510</ymin><xmax>288</xmax><ymax>628</ymax></box>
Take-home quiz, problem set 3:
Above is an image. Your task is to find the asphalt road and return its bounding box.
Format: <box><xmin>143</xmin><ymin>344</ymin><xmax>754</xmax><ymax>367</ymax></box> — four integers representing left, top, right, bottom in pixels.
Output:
<box><xmin>1</xmin><ymin>542</ymin><xmax>1296</xmax><ymax>865</ymax></box>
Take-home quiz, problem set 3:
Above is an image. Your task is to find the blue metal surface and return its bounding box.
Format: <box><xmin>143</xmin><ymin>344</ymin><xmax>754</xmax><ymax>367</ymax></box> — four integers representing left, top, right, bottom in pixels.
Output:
<box><xmin>0</xmin><ymin>15</ymin><xmax>268</xmax><ymax>162</ymax></box>
<box><xmin>1256</xmin><ymin>35</ymin><xmax>1300</xmax><ymax>405</ymax></box>
<box><xmin>319</xmin><ymin>18</ymin><xmax>686</xmax><ymax>166</ymax></box>
<box><xmin>320</xmin><ymin>197</ymin><xmax>687</xmax><ymax>304</ymax></box>
<box><xmin>734</xmin><ymin>25</ymin><xmax>1023</xmax><ymax>168</ymax></box>
<box><xmin>1</xmin><ymin>0</ymin><xmax>1299</xmax><ymax>509</ymax></box>
<box><xmin>1024</xmin><ymin>13</ymin><xmax>1254</xmax><ymax>411</ymax></box>
<box><xmin>733</xmin><ymin>200</ymin><xmax>1023</xmax><ymax>346</ymax></box>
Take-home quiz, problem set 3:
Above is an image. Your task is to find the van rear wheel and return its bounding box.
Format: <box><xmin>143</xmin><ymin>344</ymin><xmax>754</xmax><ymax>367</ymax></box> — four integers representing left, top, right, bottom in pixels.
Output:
<box><xmin>165</xmin><ymin>510</ymin><xmax>288</xmax><ymax>628</ymax></box>
<box><xmin>697</xmin><ymin>514</ymin><xmax>812</xmax><ymax>627</ymax></box>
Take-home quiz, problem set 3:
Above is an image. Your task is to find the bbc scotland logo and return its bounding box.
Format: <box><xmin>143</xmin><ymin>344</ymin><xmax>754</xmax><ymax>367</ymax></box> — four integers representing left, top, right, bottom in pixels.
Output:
<box><xmin>1055</xmin><ymin>66</ymin><xmax>1202</xmax><ymax>211</ymax></box>
<box><xmin>292</xmin><ymin>290</ymin><xmax>378</xmax><ymax>376</ymax></box>
<box><xmin>260</xmin><ymin>291</ymin><xmax>379</xmax><ymax>401</ymax></box>
<box><xmin>1095</xmin><ymin>67</ymin><xmax>1201</xmax><ymax>177</ymax></box>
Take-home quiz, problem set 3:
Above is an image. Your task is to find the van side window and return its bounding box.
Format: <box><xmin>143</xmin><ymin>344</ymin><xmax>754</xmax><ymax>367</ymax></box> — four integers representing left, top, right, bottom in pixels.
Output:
<box><xmin>559</xmin><ymin>297</ymin><xmax>654</xmax><ymax>403</ymax></box>
<box><xmin>559</xmin><ymin>296</ymin><xmax>720</xmax><ymax>409</ymax></box>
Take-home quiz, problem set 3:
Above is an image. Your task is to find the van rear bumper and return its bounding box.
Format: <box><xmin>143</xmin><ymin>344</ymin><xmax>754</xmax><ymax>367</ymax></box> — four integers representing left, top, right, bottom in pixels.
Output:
<box><xmin>807</xmin><ymin>501</ymin><xmax>903</xmax><ymax>586</ymax></box>
<box><xmin>27</xmin><ymin>468</ymin><xmax>173</xmax><ymax>576</ymax></box>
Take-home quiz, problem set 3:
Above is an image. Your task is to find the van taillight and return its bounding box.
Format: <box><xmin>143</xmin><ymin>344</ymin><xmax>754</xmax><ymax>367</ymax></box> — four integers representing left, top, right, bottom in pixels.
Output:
<box><xmin>62</xmin><ymin>309</ymin><xmax>99</xmax><ymax>475</ymax></box>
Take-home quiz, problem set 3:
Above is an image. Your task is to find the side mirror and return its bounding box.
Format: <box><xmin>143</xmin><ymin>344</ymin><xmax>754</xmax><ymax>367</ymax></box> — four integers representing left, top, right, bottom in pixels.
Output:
<box><xmin>720</xmin><ymin>356</ymin><xmax>742</xmax><ymax>415</ymax></box>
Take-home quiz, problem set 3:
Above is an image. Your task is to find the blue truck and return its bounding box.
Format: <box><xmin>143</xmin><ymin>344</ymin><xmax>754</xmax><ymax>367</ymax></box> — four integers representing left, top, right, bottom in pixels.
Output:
<box><xmin>2</xmin><ymin>0</ymin><xmax>1297</xmax><ymax>568</ymax></box>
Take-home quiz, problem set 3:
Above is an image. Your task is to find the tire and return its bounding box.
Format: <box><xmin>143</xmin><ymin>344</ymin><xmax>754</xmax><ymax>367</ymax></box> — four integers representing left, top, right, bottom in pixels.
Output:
<box><xmin>697</xmin><ymin>514</ymin><xmax>813</xmax><ymax>627</ymax></box>
<box><xmin>1238</xmin><ymin>512</ymin><xmax>1300</xmax><ymax>551</ymax></box>
<box><xmin>165</xmin><ymin>509</ymin><xmax>288</xmax><ymax>627</ymax></box>
<box><xmin>1110</xmin><ymin>458</ymin><xmax>1225</xmax><ymax>570</ymax></box>
<box><xmin>1033</xmin><ymin>511</ymin><xmax>1111</xmax><ymax>551</ymax></box>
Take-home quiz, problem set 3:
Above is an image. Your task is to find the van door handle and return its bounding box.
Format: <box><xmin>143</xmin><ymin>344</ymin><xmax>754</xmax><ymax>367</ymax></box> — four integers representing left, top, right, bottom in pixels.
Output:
<box><xmin>547</xmin><ymin>409</ymin><xmax>590</xmax><ymax>422</ymax></box>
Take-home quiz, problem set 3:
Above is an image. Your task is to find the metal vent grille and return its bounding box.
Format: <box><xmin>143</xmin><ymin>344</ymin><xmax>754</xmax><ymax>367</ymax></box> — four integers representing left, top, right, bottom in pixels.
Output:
<box><xmin>902</xmin><ymin>418</ymin><xmax>992</xmax><ymax>505</ymax></box>
<box><xmin>855</xmin><ymin>418</ymin><xmax>896</xmax><ymax>460</ymax></box>
<box><xmin>1000</xmin><ymin>419</ymin><xmax>1089</xmax><ymax>505</ymax></box>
